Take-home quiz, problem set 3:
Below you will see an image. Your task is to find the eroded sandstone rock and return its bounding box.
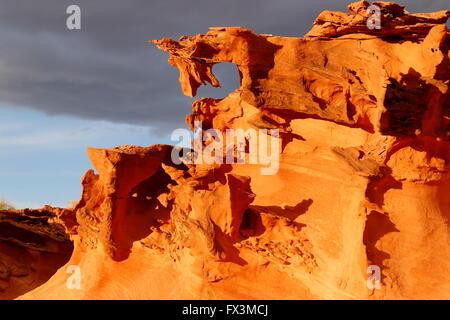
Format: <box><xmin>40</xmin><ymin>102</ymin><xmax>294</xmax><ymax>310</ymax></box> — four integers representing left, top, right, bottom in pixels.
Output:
<box><xmin>0</xmin><ymin>207</ymin><xmax>73</xmax><ymax>299</ymax></box>
<box><xmin>8</xmin><ymin>1</ymin><xmax>450</xmax><ymax>300</ymax></box>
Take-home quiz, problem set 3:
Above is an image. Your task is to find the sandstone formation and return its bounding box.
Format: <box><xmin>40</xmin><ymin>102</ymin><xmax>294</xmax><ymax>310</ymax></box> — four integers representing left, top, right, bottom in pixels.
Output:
<box><xmin>0</xmin><ymin>207</ymin><xmax>73</xmax><ymax>299</ymax></box>
<box><xmin>3</xmin><ymin>1</ymin><xmax>450</xmax><ymax>299</ymax></box>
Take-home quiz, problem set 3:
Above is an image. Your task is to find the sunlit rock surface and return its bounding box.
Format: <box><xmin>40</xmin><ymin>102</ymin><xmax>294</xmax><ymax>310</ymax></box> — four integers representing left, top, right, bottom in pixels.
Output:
<box><xmin>5</xmin><ymin>1</ymin><xmax>450</xmax><ymax>299</ymax></box>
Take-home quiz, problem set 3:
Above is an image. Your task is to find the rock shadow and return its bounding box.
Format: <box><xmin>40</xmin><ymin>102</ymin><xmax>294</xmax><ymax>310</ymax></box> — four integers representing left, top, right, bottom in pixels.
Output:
<box><xmin>363</xmin><ymin>210</ymin><xmax>400</xmax><ymax>285</ymax></box>
<box><xmin>248</xmin><ymin>198</ymin><xmax>313</xmax><ymax>231</ymax></box>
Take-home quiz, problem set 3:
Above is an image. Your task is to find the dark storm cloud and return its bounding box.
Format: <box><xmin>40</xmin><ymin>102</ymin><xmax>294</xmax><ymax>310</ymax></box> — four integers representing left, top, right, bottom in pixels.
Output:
<box><xmin>0</xmin><ymin>0</ymin><xmax>448</xmax><ymax>133</ymax></box>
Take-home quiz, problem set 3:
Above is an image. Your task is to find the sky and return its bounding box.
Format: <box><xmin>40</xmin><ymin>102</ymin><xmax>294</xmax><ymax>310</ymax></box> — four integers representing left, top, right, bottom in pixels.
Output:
<box><xmin>0</xmin><ymin>0</ymin><xmax>448</xmax><ymax>208</ymax></box>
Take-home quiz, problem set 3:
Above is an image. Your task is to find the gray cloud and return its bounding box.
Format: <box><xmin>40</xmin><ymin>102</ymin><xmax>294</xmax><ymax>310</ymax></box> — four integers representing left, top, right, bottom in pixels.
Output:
<box><xmin>0</xmin><ymin>0</ymin><xmax>448</xmax><ymax>134</ymax></box>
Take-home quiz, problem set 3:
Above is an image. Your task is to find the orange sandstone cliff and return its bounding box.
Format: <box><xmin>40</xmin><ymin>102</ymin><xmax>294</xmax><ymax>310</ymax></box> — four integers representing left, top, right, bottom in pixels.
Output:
<box><xmin>3</xmin><ymin>1</ymin><xmax>450</xmax><ymax>299</ymax></box>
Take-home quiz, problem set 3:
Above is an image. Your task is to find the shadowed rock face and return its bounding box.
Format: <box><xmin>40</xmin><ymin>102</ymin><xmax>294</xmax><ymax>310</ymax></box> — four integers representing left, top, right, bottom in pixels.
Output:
<box><xmin>4</xmin><ymin>1</ymin><xmax>450</xmax><ymax>299</ymax></box>
<box><xmin>0</xmin><ymin>208</ymin><xmax>73</xmax><ymax>299</ymax></box>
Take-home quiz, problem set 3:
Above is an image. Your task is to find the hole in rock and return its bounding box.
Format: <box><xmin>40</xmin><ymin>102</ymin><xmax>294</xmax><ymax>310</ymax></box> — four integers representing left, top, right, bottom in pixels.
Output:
<box><xmin>195</xmin><ymin>63</ymin><xmax>241</xmax><ymax>99</ymax></box>
<box><xmin>239</xmin><ymin>208</ymin><xmax>265</xmax><ymax>239</ymax></box>
<box><xmin>112</xmin><ymin>167</ymin><xmax>176</xmax><ymax>261</ymax></box>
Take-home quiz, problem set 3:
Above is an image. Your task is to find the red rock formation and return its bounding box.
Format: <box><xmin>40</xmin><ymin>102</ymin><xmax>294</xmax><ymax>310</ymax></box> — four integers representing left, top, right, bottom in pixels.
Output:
<box><xmin>5</xmin><ymin>1</ymin><xmax>450</xmax><ymax>299</ymax></box>
<box><xmin>0</xmin><ymin>207</ymin><xmax>73</xmax><ymax>299</ymax></box>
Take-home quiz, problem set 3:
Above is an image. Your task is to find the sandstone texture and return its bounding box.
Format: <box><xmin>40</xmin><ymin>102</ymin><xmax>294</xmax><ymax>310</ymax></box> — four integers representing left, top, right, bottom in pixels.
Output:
<box><xmin>0</xmin><ymin>207</ymin><xmax>73</xmax><ymax>299</ymax></box>
<box><xmin>3</xmin><ymin>1</ymin><xmax>450</xmax><ymax>299</ymax></box>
